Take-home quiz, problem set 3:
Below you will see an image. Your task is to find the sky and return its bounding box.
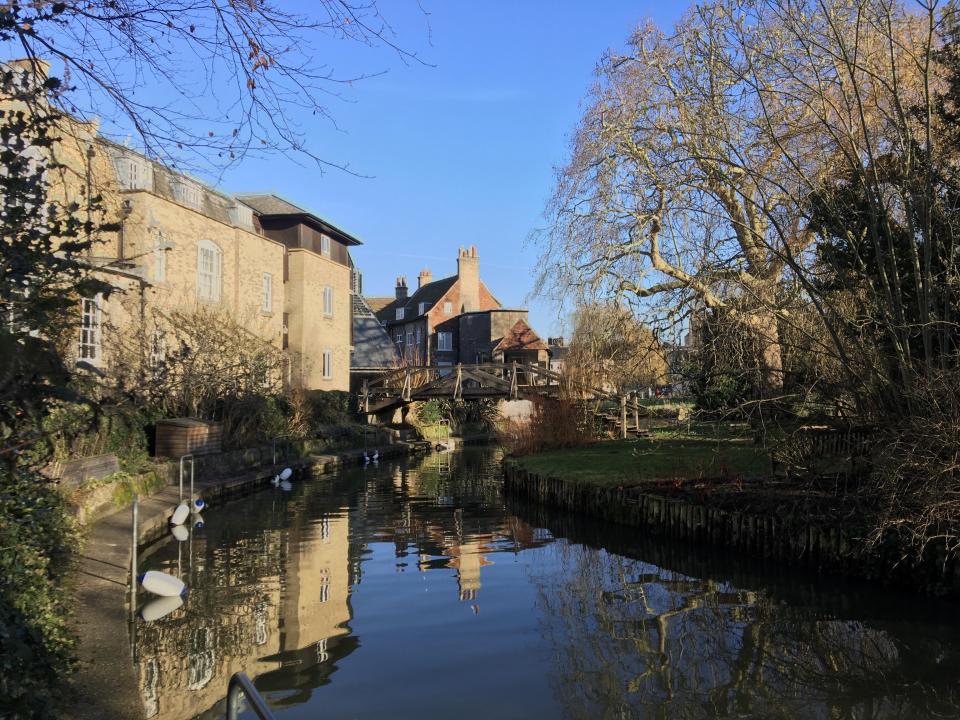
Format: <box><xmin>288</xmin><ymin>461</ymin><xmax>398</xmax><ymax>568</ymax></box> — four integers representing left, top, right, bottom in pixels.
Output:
<box><xmin>212</xmin><ymin>1</ymin><xmax>688</xmax><ymax>337</ymax></box>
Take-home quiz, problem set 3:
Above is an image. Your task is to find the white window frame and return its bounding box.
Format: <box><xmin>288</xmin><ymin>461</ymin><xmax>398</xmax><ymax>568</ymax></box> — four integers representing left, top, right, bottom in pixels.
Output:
<box><xmin>112</xmin><ymin>151</ymin><xmax>152</xmax><ymax>191</ymax></box>
<box><xmin>78</xmin><ymin>295</ymin><xmax>103</xmax><ymax>363</ymax></box>
<box><xmin>323</xmin><ymin>286</ymin><xmax>333</xmax><ymax>317</ymax></box>
<box><xmin>396</xmin><ymin>307</ymin><xmax>405</xmax><ymax>321</ymax></box>
<box><xmin>437</xmin><ymin>331</ymin><xmax>453</xmax><ymax>351</ymax></box>
<box><xmin>321</xmin><ymin>234</ymin><xmax>331</xmax><ymax>258</ymax></box>
<box><xmin>415</xmin><ymin>327</ymin><xmax>422</xmax><ymax>346</ymax></box>
<box><xmin>444</xmin><ymin>301</ymin><xmax>453</xmax><ymax>315</ymax></box>
<box><xmin>153</xmin><ymin>231</ymin><xmax>167</xmax><ymax>283</ymax></box>
<box><xmin>172</xmin><ymin>177</ymin><xmax>202</xmax><ymax>209</ymax></box>
<box><xmin>262</xmin><ymin>272</ymin><xmax>273</xmax><ymax>313</ymax></box>
<box><xmin>197</xmin><ymin>240</ymin><xmax>222</xmax><ymax>302</ymax></box>
<box><xmin>229</xmin><ymin>201</ymin><xmax>253</xmax><ymax>229</ymax></box>
<box><xmin>418</xmin><ymin>302</ymin><xmax>428</xmax><ymax>315</ymax></box>
<box><xmin>407</xmin><ymin>331</ymin><xmax>415</xmax><ymax>347</ymax></box>
<box><xmin>394</xmin><ymin>333</ymin><xmax>404</xmax><ymax>346</ymax></box>
<box><xmin>322</xmin><ymin>349</ymin><xmax>333</xmax><ymax>379</ymax></box>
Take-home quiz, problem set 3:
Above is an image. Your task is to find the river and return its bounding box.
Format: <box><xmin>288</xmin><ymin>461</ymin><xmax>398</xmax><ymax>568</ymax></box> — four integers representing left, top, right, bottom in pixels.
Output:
<box><xmin>134</xmin><ymin>447</ymin><xmax>960</xmax><ymax>719</ymax></box>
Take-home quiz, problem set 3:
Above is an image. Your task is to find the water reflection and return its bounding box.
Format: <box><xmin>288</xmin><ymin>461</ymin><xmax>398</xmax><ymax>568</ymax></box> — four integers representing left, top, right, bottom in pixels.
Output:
<box><xmin>522</xmin><ymin>505</ymin><xmax>960</xmax><ymax>720</ymax></box>
<box><xmin>135</xmin><ymin>448</ymin><xmax>960</xmax><ymax>720</ymax></box>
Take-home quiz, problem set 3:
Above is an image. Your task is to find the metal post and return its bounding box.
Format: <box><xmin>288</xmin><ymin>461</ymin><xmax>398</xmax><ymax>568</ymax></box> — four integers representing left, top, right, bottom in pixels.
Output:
<box><xmin>226</xmin><ymin>672</ymin><xmax>276</xmax><ymax>720</ymax></box>
<box><xmin>130</xmin><ymin>493</ymin><xmax>138</xmax><ymax>624</ymax></box>
<box><xmin>179</xmin><ymin>454</ymin><xmax>194</xmax><ymax>504</ymax></box>
<box><xmin>620</xmin><ymin>395</ymin><xmax>628</xmax><ymax>439</ymax></box>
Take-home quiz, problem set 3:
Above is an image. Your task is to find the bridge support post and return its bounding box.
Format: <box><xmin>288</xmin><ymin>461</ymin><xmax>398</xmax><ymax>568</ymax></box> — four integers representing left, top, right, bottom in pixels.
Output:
<box><xmin>620</xmin><ymin>395</ymin><xmax>628</xmax><ymax>440</ymax></box>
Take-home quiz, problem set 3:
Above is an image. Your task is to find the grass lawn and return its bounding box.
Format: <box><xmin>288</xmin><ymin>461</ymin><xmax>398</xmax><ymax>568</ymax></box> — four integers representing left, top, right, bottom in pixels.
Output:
<box><xmin>511</xmin><ymin>436</ymin><xmax>770</xmax><ymax>488</ymax></box>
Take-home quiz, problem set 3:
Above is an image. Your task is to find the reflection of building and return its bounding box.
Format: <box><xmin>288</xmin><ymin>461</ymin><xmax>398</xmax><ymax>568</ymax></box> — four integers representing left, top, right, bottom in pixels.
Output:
<box><xmin>446</xmin><ymin>540</ymin><xmax>493</xmax><ymax>602</ymax></box>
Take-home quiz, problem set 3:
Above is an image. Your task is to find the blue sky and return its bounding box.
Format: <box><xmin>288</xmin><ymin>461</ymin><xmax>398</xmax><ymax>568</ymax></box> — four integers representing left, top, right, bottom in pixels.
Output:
<box><xmin>215</xmin><ymin>1</ymin><xmax>688</xmax><ymax>337</ymax></box>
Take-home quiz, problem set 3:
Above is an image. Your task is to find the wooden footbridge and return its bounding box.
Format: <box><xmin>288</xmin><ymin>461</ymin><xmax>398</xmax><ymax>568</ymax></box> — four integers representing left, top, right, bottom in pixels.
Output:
<box><xmin>359</xmin><ymin>362</ymin><xmax>651</xmax><ymax>438</ymax></box>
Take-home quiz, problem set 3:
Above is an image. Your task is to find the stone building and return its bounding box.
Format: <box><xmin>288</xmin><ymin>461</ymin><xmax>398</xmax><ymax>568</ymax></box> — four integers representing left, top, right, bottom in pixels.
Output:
<box><xmin>4</xmin><ymin>59</ymin><xmax>357</xmax><ymax>393</ymax></box>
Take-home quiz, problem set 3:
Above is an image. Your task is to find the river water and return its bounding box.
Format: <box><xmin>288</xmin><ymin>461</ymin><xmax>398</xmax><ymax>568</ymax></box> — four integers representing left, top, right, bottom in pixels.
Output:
<box><xmin>134</xmin><ymin>447</ymin><xmax>960</xmax><ymax>719</ymax></box>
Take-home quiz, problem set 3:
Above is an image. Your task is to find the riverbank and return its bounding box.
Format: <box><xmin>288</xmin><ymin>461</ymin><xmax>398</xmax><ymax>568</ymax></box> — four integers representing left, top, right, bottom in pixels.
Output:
<box><xmin>503</xmin><ymin>441</ymin><xmax>960</xmax><ymax>596</ymax></box>
<box><xmin>63</xmin><ymin>440</ymin><xmax>426</xmax><ymax>720</ymax></box>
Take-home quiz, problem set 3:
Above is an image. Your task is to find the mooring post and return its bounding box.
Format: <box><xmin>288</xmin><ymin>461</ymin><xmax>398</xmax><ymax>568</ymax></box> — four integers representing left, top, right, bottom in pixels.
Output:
<box><xmin>632</xmin><ymin>392</ymin><xmax>640</xmax><ymax>431</ymax></box>
<box><xmin>620</xmin><ymin>395</ymin><xmax>628</xmax><ymax>439</ymax></box>
<box><xmin>130</xmin><ymin>493</ymin><xmax>138</xmax><ymax>624</ymax></box>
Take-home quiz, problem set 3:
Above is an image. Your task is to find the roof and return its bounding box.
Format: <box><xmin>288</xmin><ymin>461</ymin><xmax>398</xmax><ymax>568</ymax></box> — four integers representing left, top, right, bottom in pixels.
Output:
<box><xmin>237</xmin><ymin>193</ymin><xmax>362</xmax><ymax>246</ymax></box>
<box><xmin>364</xmin><ymin>297</ymin><xmax>395</xmax><ymax>314</ymax></box>
<box><xmin>493</xmin><ymin>319</ymin><xmax>549</xmax><ymax>353</ymax></box>
<box><xmin>351</xmin><ymin>295</ymin><xmax>401</xmax><ymax>369</ymax></box>
<box><xmin>549</xmin><ymin>345</ymin><xmax>570</xmax><ymax>361</ymax></box>
<box><xmin>374</xmin><ymin>275</ymin><xmax>458</xmax><ymax>326</ymax></box>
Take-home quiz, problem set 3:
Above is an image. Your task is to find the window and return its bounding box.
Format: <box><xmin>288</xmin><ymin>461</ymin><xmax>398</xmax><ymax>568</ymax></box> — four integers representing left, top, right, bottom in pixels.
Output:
<box><xmin>418</xmin><ymin>302</ymin><xmax>428</xmax><ymax>315</ymax></box>
<box><xmin>78</xmin><ymin>296</ymin><xmax>102</xmax><ymax>363</ymax></box>
<box><xmin>112</xmin><ymin>152</ymin><xmax>152</xmax><ymax>191</ymax></box>
<box><xmin>415</xmin><ymin>327</ymin><xmax>422</xmax><ymax>346</ymax></box>
<box><xmin>171</xmin><ymin>177</ymin><xmax>202</xmax><ymax>209</ymax></box>
<box><xmin>396</xmin><ymin>307</ymin><xmax>405</xmax><ymax>321</ymax></box>
<box><xmin>321</xmin><ymin>234</ymin><xmax>331</xmax><ymax>258</ymax></box>
<box><xmin>437</xmin><ymin>332</ymin><xmax>453</xmax><ymax>351</ymax></box>
<box><xmin>407</xmin><ymin>331</ymin><xmax>414</xmax><ymax>347</ymax></box>
<box><xmin>229</xmin><ymin>201</ymin><xmax>253</xmax><ymax>230</ymax></box>
<box><xmin>322</xmin><ymin>350</ymin><xmax>333</xmax><ymax>379</ymax></box>
<box><xmin>394</xmin><ymin>333</ymin><xmax>404</xmax><ymax>346</ymax></box>
<box><xmin>153</xmin><ymin>232</ymin><xmax>167</xmax><ymax>283</ymax></box>
<box><xmin>323</xmin><ymin>286</ymin><xmax>333</xmax><ymax>317</ymax></box>
<box><xmin>262</xmin><ymin>273</ymin><xmax>273</xmax><ymax>313</ymax></box>
<box><xmin>444</xmin><ymin>301</ymin><xmax>453</xmax><ymax>315</ymax></box>
<box><xmin>197</xmin><ymin>241</ymin><xmax>222</xmax><ymax>302</ymax></box>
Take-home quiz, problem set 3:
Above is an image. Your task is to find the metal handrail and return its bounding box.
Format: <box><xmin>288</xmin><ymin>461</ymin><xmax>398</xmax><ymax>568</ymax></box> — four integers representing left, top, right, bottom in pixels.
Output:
<box><xmin>226</xmin><ymin>672</ymin><xmax>275</xmax><ymax>720</ymax></box>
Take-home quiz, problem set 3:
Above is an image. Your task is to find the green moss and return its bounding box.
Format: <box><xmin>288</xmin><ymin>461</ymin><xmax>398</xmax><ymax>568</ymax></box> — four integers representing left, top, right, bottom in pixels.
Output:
<box><xmin>511</xmin><ymin>437</ymin><xmax>769</xmax><ymax>488</ymax></box>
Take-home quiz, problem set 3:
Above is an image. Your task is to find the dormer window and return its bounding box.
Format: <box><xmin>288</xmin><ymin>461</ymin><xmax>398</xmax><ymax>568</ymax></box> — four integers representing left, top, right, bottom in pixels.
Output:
<box><xmin>396</xmin><ymin>308</ymin><xmax>405</xmax><ymax>321</ymax></box>
<box><xmin>321</xmin><ymin>234</ymin><xmax>331</xmax><ymax>258</ymax></box>
<box><xmin>112</xmin><ymin>152</ymin><xmax>152</xmax><ymax>191</ymax></box>
<box><xmin>418</xmin><ymin>302</ymin><xmax>428</xmax><ymax>315</ymax></box>
<box><xmin>229</xmin><ymin>201</ymin><xmax>253</xmax><ymax>230</ymax></box>
<box><xmin>171</xmin><ymin>177</ymin><xmax>202</xmax><ymax>209</ymax></box>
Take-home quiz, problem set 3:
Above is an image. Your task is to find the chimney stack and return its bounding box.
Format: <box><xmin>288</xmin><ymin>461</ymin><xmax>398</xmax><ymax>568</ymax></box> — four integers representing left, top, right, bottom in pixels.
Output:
<box><xmin>395</xmin><ymin>275</ymin><xmax>408</xmax><ymax>300</ymax></box>
<box><xmin>418</xmin><ymin>268</ymin><xmax>433</xmax><ymax>289</ymax></box>
<box><xmin>457</xmin><ymin>245</ymin><xmax>480</xmax><ymax>313</ymax></box>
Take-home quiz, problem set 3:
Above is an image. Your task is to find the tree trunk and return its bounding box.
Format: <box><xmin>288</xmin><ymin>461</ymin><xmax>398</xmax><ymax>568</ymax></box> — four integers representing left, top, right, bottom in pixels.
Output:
<box><xmin>744</xmin><ymin>312</ymin><xmax>783</xmax><ymax>395</ymax></box>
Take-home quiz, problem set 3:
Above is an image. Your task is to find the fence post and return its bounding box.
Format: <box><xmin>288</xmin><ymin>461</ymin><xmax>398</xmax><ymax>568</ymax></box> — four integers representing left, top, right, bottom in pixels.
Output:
<box><xmin>620</xmin><ymin>395</ymin><xmax>628</xmax><ymax>439</ymax></box>
<box><xmin>632</xmin><ymin>392</ymin><xmax>640</xmax><ymax>431</ymax></box>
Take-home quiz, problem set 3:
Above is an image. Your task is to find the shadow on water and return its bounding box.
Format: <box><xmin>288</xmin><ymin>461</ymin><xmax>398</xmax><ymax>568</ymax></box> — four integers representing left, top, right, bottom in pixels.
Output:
<box><xmin>133</xmin><ymin>446</ymin><xmax>960</xmax><ymax>720</ymax></box>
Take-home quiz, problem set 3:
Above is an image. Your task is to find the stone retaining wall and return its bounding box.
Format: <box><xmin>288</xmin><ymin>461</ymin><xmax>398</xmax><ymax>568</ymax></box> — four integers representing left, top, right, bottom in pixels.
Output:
<box><xmin>502</xmin><ymin>461</ymin><xmax>960</xmax><ymax>595</ymax></box>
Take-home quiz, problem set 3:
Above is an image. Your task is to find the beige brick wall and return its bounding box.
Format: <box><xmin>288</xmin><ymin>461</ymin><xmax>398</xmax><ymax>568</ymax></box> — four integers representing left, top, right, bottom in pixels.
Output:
<box><xmin>286</xmin><ymin>248</ymin><xmax>352</xmax><ymax>391</ymax></box>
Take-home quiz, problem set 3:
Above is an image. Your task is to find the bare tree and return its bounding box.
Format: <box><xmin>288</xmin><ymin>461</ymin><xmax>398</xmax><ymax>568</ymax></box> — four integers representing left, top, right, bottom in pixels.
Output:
<box><xmin>2</xmin><ymin>1</ymin><xmax>427</xmax><ymax>175</ymax></box>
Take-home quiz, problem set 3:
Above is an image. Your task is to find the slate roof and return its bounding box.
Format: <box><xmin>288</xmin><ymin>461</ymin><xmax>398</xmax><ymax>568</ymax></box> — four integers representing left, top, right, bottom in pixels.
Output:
<box><xmin>236</xmin><ymin>193</ymin><xmax>362</xmax><ymax>245</ymax></box>
<box><xmin>493</xmin><ymin>319</ymin><xmax>549</xmax><ymax>353</ymax></box>
<box><xmin>374</xmin><ymin>275</ymin><xmax>459</xmax><ymax>326</ymax></box>
<box><xmin>351</xmin><ymin>295</ymin><xmax>400</xmax><ymax>369</ymax></box>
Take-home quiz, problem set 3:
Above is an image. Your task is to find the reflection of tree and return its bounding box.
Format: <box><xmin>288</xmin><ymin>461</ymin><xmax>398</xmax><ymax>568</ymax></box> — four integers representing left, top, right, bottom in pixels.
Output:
<box><xmin>531</xmin><ymin>542</ymin><xmax>960</xmax><ymax>719</ymax></box>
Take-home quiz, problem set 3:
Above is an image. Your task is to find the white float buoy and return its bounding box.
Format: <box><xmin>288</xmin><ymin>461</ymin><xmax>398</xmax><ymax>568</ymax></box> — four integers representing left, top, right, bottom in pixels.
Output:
<box><xmin>139</xmin><ymin>595</ymin><xmax>184</xmax><ymax>622</ymax></box>
<box><xmin>191</xmin><ymin>498</ymin><xmax>205</xmax><ymax>514</ymax></box>
<box><xmin>278</xmin><ymin>467</ymin><xmax>293</xmax><ymax>481</ymax></box>
<box><xmin>193</xmin><ymin>518</ymin><xmax>205</xmax><ymax>530</ymax></box>
<box><xmin>171</xmin><ymin>525</ymin><xmax>189</xmax><ymax>542</ymax></box>
<box><xmin>139</xmin><ymin>570</ymin><xmax>187</xmax><ymax>598</ymax></box>
<box><xmin>170</xmin><ymin>503</ymin><xmax>190</xmax><ymax>526</ymax></box>
<box><xmin>280</xmin><ymin>480</ymin><xmax>292</xmax><ymax>492</ymax></box>
<box><xmin>363</xmin><ymin>452</ymin><xmax>370</xmax><ymax>464</ymax></box>
<box><xmin>372</xmin><ymin>450</ymin><xmax>379</xmax><ymax>461</ymax></box>
<box><xmin>271</xmin><ymin>475</ymin><xmax>280</xmax><ymax>487</ymax></box>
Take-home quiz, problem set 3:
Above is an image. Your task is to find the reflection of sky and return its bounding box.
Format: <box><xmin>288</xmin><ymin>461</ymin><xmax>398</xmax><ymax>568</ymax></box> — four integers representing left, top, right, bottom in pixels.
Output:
<box><xmin>134</xmin><ymin>448</ymin><xmax>960</xmax><ymax>720</ymax></box>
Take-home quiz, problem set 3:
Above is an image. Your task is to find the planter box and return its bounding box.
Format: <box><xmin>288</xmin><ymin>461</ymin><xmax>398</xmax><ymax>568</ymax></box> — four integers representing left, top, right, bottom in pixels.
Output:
<box><xmin>155</xmin><ymin>419</ymin><xmax>223</xmax><ymax>459</ymax></box>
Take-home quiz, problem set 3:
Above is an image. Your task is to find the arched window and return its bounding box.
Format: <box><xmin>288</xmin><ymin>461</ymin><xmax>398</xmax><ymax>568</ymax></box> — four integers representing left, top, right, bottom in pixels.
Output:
<box><xmin>196</xmin><ymin>240</ymin><xmax>222</xmax><ymax>302</ymax></box>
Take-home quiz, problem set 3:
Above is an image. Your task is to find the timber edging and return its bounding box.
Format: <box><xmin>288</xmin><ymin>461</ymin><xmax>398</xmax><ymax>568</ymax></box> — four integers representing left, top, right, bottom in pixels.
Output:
<box><xmin>502</xmin><ymin>461</ymin><xmax>960</xmax><ymax>595</ymax></box>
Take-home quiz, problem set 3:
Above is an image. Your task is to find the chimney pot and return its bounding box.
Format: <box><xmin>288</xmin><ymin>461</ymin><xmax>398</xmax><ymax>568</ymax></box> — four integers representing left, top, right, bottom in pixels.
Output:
<box><xmin>418</xmin><ymin>269</ymin><xmax>433</xmax><ymax>289</ymax></box>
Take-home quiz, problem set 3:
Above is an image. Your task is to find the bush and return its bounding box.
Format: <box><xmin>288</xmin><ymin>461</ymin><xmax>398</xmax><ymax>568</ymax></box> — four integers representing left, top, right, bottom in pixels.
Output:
<box><xmin>498</xmin><ymin>397</ymin><xmax>598</xmax><ymax>456</ymax></box>
<box><xmin>0</xmin><ymin>466</ymin><xmax>76</xmax><ymax>718</ymax></box>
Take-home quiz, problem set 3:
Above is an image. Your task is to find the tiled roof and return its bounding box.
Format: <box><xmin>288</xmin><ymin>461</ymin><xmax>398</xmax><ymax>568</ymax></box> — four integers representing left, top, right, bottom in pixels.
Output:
<box><xmin>235</xmin><ymin>193</ymin><xmax>362</xmax><ymax>245</ymax></box>
<box><xmin>374</xmin><ymin>275</ymin><xmax>458</xmax><ymax>325</ymax></box>
<box><xmin>351</xmin><ymin>296</ymin><xmax>400</xmax><ymax>369</ymax></box>
<box><xmin>364</xmin><ymin>297</ymin><xmax>395</xmax><ymax>313</ymax></box>
<box><xmin>493</xmin><ymin>319</ymin><xmax>548</xmax><ymax>353</ymax></box>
